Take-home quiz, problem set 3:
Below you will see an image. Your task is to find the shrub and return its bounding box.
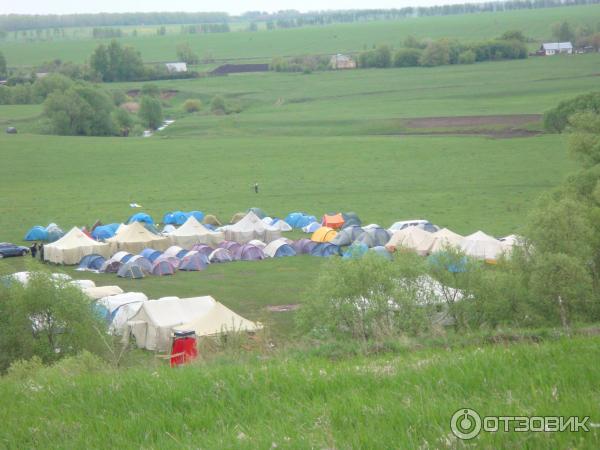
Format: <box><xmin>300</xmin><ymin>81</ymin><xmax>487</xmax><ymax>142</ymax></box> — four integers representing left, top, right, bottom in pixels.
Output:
<box><xmin>138</xmin><ymin>95</ymin><xmax>163</xmax><ymax>129</ymax></box>
<box><xmin>543</xmin><ymin>92</ymin><xmax>600</xmax><ymax>133</ymax></box>
<box><xmin>393</xmin><ymin>48</ymin><xmax>422</xmax><ymax>67</ymax></box>
<box><xmin>183</xmin><ymin>98</ymin><xmax>201</xmax><ymax>113</ymax></box>
<box><xmin>458</xmin><ymin>50</ymin><xmax>476</xmax><ymax>64</ymax></box>
<box><xmin>140</xmin><ymin>83</ymin><xmax>160</xmax><ymax>97</ymax></box>
<box><xmin>210</xmin><ymin>95</ymin><xmax>226</xmax><ymax>114</ymax></box>
<box><xmin>419</xmin><ymin>40</ymin><xmax>451</xmax><ymax>67</ymax></box>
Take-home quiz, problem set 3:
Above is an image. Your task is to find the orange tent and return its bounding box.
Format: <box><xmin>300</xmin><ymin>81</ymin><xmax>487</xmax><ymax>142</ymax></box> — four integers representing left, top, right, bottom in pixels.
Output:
<box><xmin>322</xmin><ymin>213</ymin><xmax>345</xmax><ymax>229</ymax></box>
<box><xmin>311</xmin><ymin>226</ymin><xmax>338</xmax><ymax>243</ymax></box>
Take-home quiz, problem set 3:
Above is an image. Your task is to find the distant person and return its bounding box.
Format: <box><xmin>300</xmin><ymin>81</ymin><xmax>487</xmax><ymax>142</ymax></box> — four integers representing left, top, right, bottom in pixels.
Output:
<box><xmin>39</xmin><ymin>244</ymin><xmax>44</xmax><ymax>262</ymax></box>
<box><xmin>254</xmin><ymin>182</ymin><xmax>259</xmax><ymax>194</ymax></box>
<box><xmin>30</xmin><ymin>243</ymin><xmax>37</xmax><ymax>258</ymax></box>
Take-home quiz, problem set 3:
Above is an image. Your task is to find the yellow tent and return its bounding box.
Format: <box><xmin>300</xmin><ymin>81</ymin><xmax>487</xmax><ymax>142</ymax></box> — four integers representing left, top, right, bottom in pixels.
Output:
<box><xmin>106</xmin><ymin>221</ymin><xmax>169</xmax><ymax>254</ymax></box>
<box><xmin>311</xmin><ymin>226</ymin><xmax>338</xmax><ymax>243</ymax></box>
<box><xmin>44</xmin><ymin>227</ymin><xmax>111</xmax><ymax>264</ymax></box>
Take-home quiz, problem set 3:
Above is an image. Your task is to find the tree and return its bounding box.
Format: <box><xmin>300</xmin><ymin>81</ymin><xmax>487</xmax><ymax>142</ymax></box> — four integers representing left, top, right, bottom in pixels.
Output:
<box><xmin>210</xmin><ymin>95</ymin><xmax>226</xmax><ymax>114</ymax></box>
<box><xmin>112</xmin><ymin>108</ymin><xmax>133</xmax><ymax>134</ymax></box>
<box><xmin>44</xmin><ymin>84</ymin><xmax>115</xmax><ymax>136</ymax></box>
<box><xmin>138</xmin><ymin>95</ymin><xmax>163</xmax><ymax>129</ymax></box>
<box><xmin>32</xmin><ymin>73</ymin><xmax>73</xmax><ymax>102</ymax></box>
<box><xmin>500</xmin><ymin>30</ymin><xmax>526</xmax><ymax>42</ymax></box>
<box><xmin>140</xmin><ymin>83</ymin><xmax>160</xmax><ymax>97</ymax></box>
<box><xmin>176</xmin><ymin>43</ymin><xmax>199</xmax><ymax>65</ymax></box>
<box><xmin>458</xmin><ymin>50</ymin><xmax>476</xmax><ymax>64</ymax></box>
<box><xmin>568</xmin><ymin>112</ymin><xmax>600</xmax><ymax>167</ymax></box>
<box><xmin>552</xmin><ymin>21</ymin><xmax>575</xmax><ymax>42</ymax></box>
<box><xmin>419</xmin><ymin>40</ymin><xmax>451</xmax><ymax>67</ymax></box>
<box><xmin>90</xmin><ymin>40</ymin><xmax>144</xmax><ymax>82</ymax></box>
<box><xmin>0</xmin><ymin>271</ymin><xmax>109</xmax><ymax>372</ymax></box>
<box><xmin>0</xmin><ymin>51</ymin><xmax>6</xmax><ymax>77</ymax></box>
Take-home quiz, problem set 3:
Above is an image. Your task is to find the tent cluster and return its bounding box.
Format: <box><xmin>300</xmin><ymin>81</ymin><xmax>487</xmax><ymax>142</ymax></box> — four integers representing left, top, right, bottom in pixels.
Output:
<box><xmin>6</xmin><ymin>272</ymin><xmax>260</xmax><ymax>353</ymax></box>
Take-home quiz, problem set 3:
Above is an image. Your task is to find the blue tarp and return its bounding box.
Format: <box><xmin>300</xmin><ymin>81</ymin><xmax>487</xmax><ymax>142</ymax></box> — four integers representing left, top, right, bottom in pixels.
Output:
<box><xmin>92</xmin><ymin>224</ymin><xmax>119</xmax><ymax>240</ymax></box>
<box><xmin>24</xmin><ymin>226</ymin><xmax>48</xmax><ymax>241</ymax></box>
<box><xmin>285</xmin><ymin>212</ymin><xmax>318</xmax><ymax>229</ymax></box>
<box><xmin>127</xmin><ymin>213</ymin><xmax>154</xmax><ymax>225</ymax></box>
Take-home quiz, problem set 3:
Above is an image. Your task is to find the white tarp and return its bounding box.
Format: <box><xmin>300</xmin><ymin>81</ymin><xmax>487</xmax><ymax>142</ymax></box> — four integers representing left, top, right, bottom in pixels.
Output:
<box><xmin>128</xmin><ymin>296</ymin><xmax>261</xmax><ymax>351</ymax></box>
<box><xmin>83</xmin><ymin>285</ymin><xmax>124</xmax><ymax>300</ymax></box>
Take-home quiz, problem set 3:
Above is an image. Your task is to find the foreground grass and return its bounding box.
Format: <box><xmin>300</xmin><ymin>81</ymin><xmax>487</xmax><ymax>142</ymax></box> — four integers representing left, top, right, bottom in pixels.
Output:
<box><xmin>0</xmin><ymin>336</ymin><xmax>598</xmax><ymax>448</ymax></box>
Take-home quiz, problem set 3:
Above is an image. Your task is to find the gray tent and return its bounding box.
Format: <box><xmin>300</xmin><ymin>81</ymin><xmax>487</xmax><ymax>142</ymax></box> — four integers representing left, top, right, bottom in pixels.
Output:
<box><xmin>331</xmin><ymin>225</ymin><xmax>365</xmax><ymax>247</ymax></box>
<box><xmin>355</xmin><ymin>227</ymin><xmax>391</xmax><ymax>248</ymax></box>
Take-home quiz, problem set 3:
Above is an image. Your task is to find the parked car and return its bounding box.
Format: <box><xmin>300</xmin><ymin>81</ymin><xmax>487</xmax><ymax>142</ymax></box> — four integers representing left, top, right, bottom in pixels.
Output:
<box><xmin>0</xmin><ymin>242</ymin><xmax>29</xmax><ymax>258</ymax></box>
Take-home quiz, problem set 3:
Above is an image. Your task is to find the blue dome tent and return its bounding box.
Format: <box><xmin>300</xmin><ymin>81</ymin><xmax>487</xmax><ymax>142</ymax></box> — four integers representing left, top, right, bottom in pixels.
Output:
<box><xmin>311</xmin><ymin>243</ymin><xmax>341</xmax><ymax>257</ymax></box>
<box><xmin>127</xmin><ymin>213</ymin><xmax>154</xmax><ymax>225</ymax></box>
<box><xmin>24</xmin><ymin>226</ymin><xmax>49</xmax><ymax>241</ymax></box>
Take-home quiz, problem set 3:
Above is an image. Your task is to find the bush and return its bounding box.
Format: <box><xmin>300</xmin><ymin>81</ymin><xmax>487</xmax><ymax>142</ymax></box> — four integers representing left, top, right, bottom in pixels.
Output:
<box><xmin>419</xmin><ymin>40</ymin><xmax>451</xmax><ymax>67</ymax></box>
<box><xmin>210</xmin><ymin>95</ymin><xmax>226</xmax><ymax>114</ymax></box>
<box><xmin>183</xmin><ymin>98</ymin><xmax>201</xmax><ymax>113</ymax></box>
<box><xmin>458</xmin><ymin>50</ymin><xmax>476</xmax><ymax>64</ymax></box>
<box><xmin>393</xmin><ymin>48</ymin><xmax>422</xmax><ymax>67</ymax></box>
<box><xmin>358</xmin><ymin>45</ymin><xmax>392</xmax><ymax>68</ymax></box>
<box><xmin>140</xmin><ymin>83</ymin><xmax>160</xmax><ymax>97</ymax></box>
<box><xmin>543</xmin><ymin>92</ymin><xmax>600</xmax><ymax>133</ymax></box>
<box><xmin>138</xmin><ymin>95</ymin><xmax>163</xmax><ymax>129</ymax></box>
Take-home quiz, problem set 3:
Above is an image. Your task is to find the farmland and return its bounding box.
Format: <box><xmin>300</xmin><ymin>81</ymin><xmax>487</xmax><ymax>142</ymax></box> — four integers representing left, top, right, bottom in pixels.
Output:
<box><xmin>3</xmin><ymin>4</ymin><xmax>600</xmax><ymax>67</ymax></box>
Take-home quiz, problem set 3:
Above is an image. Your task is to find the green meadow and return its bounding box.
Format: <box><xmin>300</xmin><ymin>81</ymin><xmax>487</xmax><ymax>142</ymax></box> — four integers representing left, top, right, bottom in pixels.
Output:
<box><xmin>3</xmin><ymin>4</ymin><xmax>600</xmax><ymax>67</ymax></box>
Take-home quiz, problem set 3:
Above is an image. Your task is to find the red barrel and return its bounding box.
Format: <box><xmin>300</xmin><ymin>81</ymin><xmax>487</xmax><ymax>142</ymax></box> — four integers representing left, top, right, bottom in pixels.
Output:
<box><xmin>170</xmin><ymin>330</ymin><xmax>198</xmax><ymax>367</ymax></box>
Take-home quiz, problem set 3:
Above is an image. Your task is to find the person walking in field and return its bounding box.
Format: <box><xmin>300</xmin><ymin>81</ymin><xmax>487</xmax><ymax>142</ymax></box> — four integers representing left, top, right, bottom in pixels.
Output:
<box><xmin>30</xmin><ymin>243</ymin><xmax>37</xmax><ymax>258</ymax></box>
<box><xmin>254</xmin><ymin>182</ymin><xmax>259</xmax><ymax>194</ymax></box>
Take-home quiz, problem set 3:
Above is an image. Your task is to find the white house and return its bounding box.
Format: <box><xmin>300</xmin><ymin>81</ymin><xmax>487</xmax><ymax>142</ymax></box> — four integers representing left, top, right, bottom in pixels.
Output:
<box><xmin>165</xmin><ymin>62</ymin><xmax>188</xmax><ymax>73</ymax></box>
<box><xmin>541</xmin><ymin>42</ymin><xmax>573</xmax><ymax>55</ymax></box>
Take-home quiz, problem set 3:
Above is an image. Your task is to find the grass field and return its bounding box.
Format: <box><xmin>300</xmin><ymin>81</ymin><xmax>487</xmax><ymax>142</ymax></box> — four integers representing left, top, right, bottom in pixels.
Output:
<box><xmin>1</xmin><ymin>336</ymin><xmax>598</xmax><ymax>448</ymax></box>
<box><xmin>3</xmin><ymin>4</ymin><xmax>600</xmax><ymax>67</ymax></box>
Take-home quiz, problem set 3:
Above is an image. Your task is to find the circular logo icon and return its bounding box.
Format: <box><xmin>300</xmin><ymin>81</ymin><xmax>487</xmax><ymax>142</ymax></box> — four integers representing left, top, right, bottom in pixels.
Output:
<box><xmin>450</xmin><ymin>408</ymin><xmax>482</xmax><ymax>440</ymax></box>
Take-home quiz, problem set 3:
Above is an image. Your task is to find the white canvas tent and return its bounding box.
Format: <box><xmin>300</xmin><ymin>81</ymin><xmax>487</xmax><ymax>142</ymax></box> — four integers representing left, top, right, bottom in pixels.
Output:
<box><xmin>98</xmin><ymin>292</ymin><xmax>148</xmax><ymax>334</ymax></box>
<box><xmin>83</xmin><ymin>285</ymin><xmax>124</xmax><ymax>300</ymax></box>
<box><xmin>167</xmin><ymin>216</ymin><xmax>224</xmax><ymax>248</ymax></box>
<box><xmin>386</xmin><ymin>226</ymin><xmax>434</xmax><ymax>255</ymax></box>
<box><xmin>428</xmin><ymin>228</ymin><xmax>465</xmax><ymax>253</ymax></box>
<box><xmin>222</xmin><ymin>211</ymin><xmax>281</xmax><ymax>244</ymax></box>
<box><xmin>44</xmin><ymin>227</ymin><xmax>111</xmax><ymax>264</ymax></box>
<box><xmin>106</xmin><ymin>221</ymin><xmax>169</xmax><ymax>254</ymax></box>
<box><xmin>163</xmin><ymin>245</ymin><xmax>184</xmax><ymax>258</ymax></box>
<box><xmin>128</xmin><ymin>296</ymin><xmax>261</xmax><ymax>351</ymax></box>
<box><xmin>460</xmin><ymin>231</ymin><xmax>504</xmax><ymax>261</ymax></box>
<box><xmin>263</xmin><ymin>238</ymin><xmax>291</xmax><ymax>258</ymax></box>
<box><xmin>70</xmin><ymin>279</ymin><xmax>96</xmax><ymax>290</ymax></box>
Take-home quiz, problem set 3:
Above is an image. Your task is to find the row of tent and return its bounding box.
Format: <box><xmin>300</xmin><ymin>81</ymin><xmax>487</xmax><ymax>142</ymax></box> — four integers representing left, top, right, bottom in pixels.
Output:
<box><xmin>7</xmin><ymin>272</ymin><xmax>260</xmax><ymax>353</ymax></box>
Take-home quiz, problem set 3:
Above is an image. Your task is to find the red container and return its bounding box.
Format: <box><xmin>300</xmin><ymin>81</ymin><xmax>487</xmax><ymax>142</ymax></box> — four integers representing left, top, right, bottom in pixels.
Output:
<box><xmin>170</xmin><ymin>330</ymin><xmax>198</xmax><ymax>367</ymax></box>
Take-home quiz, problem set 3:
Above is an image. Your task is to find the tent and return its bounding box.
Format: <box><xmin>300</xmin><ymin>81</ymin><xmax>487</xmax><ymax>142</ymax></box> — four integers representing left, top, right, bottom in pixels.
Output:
<box><xmin>460</xmin><ymin>231</ymin><xmax>504</xmax><ymax>262</ymax></box>
<box><xmin>45</xmin><ymin>223</ymin><xmax>65</xmax><ymax>242</ymax></box>
<box><xmin>342</xmin><ymin>242</ymin><xmax>369</xmax><ymax>259</ymax></box>
<box><xmin>127</xmin><ymin>212</ymin><xmax>154</xmax><ymax>225</ymax></box>
<box><xmin>429</xmin><ymin>228</ymin><xmax>465</xmax><ymax>254</ymax></box>
<box><xmin>151</xmin><ymin>260</ymin><xmax>176</xmax><ymax>276</ymax></box>
<box><xmin>24</xmin><ymin>226</ymin><xmax>48</xmax><ymax>241</ymax></box>
<box><xmin>230</xmin><ymin>212</ymin><xmax>246</xmax><ymax>224</ymax></box>
<box><xmin>428</xmin><ymin>252</ymin><xmax>468</xmax><ymax>273</ymax></box>
<box><xmin>232</xmin><ymin>244</ymin><xmax>265</xmax><ymax>261</ymax></box>
<box><xmin>191</xmin><ymin>244</ymin><xmax>214</xmax><ymax>259</ymax></box>
<box><xmin>112</xmin><ymin>251</ymin><xmax>133</xmax><ymax>263</ymax></box>
<box><xmin>263</xmin><ymin>218</ymin><xmax>292</xmax><ymax>232</ymax></box>
<box><xmin>311</xmin><ymin>243</ymin><xmax>341</xmax><ymax>257</ymax></box>
<box><xmin>78</xmin><ymin>254</ymin><xmax>106</xmax><ymax>271</ymax></box>
<box><xmin>83</xmin><ymin>285</ymin><xmax>124</xmax><ymax>300</ymax></box>
<box><xmin>179</xmin><ymin>252</ymin><xmax>209</xmax><ymax>271</ymax></box>
<box><xmin>128</xmin><ymin>296</ymin><xmax>261</xmax><ymax>351</ymax></box>
<box><xmin>263</xmin><ymin>239</ymin><xmax>297</xmax><ymax>258</ymax></box>
<box><xmin>302</xmin><ymin>222</ymin><xmax>321</xmax><ymax>233</ymax></box>
<box><xmin>118</xmin><ymin>255</ymin><xmax>152</xmax><ymax>278</ymax></box>
<box><xmin>91</xmin><ymin>224</ymin><xmax>120</xmax><ymax>240</ymax></box>
<box><xmin>354</xmin><ymin>227</ymin><xmax>390</xmax><ymax>248</ymax></box>
<box><xmin>248</xmin><ymin>207</ymin><xmax>266</xmax><ymax>219</ymax></box>
<box><xmin>248</xmin><ymin>239</ymin><xmax>267</xmax><ymax>249</ymax></box>
<box><xmin>223</xmin><ymin>211</ymin><xmax>281</xmax><ymax>244</ymax></box>
<box><xmin>188</xmin><ymin>211</ymin><xmax>204</xmax><ymax>222</ymax></box>
<box><xmin>140</xmin><ymin>248</ymin><xmax>162</xmax><ymax>262</ymax></box>
<box><xmin>106</xmin><ymin>221</ymin><xmax>169</xmax><ymax>254</ymax></box>
<box><xmin>322</xmin><ymin>213</ymin><xmax>345</xmax><ymax>229</ymax></box>
<box><xmin>97</xmin><ymin>292</ymin><xmax>148</xmax><ymax>334</ymax></box>
<box><xmin>163</xmin><ymin>211</ymin><xmax>188</xmax><ymax>225</ymax></box>
<box><xmin>389</xmin><ymin>220</ymin><xmax>439</xmax><ymax>233</ymax></box>
<box><xmin>311</xmin><ymin>226</ymin><xmax>338</xmax><ymax>243</ymax></box>
<box><xmin>386</xmin><ymin>226</ymin><xmax>435</xmax><ymax>255</ymax></box>
<box><xmin>100</xmin><ymin>260</ymin><xmax>122</xmax><ymax>273</ymax></box>
<box><xmin>154</xmin><ymin>255</ymin><xmax>180</xmax><ymax>269</ymax></box>
<box><xmin>331</xmin><ymin>225</ymin><xmax>365</xmax><ymax>247</ymax></box>
<box><xmin>292</xmin><ymin>239</ymin><xmax>318</xmax><ymax>254</ymax></box>
<box><xmin>164</xmin><ymin>246</ymin><xmax>185</xmax><ymax>258</ymax></box>
<box><xmin>342</xmin><ymin>212</ymin><xmax>362</xmax><ymax>228</ymax></box>
<box><xmin>203</xmin><ymin>214</ymin><xmax>222</xmax><ymax>227</ymax></box>
<box><xmin>70</xmin><ymin>279</ymin><xmax>96</xmax><ymax>290</ymax></box>
<box><xmin>167</xmin><ymin>216</ymin><xmax>224</xmax><ymax>248</ymax></box>
<box><xmin>500</xmin><ymin>234</ymin><xmax>522</xmax><ymax>253</ymax></box>
<box><xmin>44</xmin><ymin>227</ymin><xmax>111</xmax><ymax>265</ymax></box>
<box><xmin>162</xmin><ymin>224</ymin><xmax>176</xmax><ymax>234</ymax></box>
<box><xmin>209</xmin><ymin>248</ymin><xmax>233</xmax><ymax>263</ymax></box>
<box><xmin>285</xmin><ymin>212</ymin><xmax>317</xmax><ymax>229</ymax></box>
<box><xmin>219</xmin><ymin>240</ymin><xmax>242</xmax><ymax>253</ymax></box>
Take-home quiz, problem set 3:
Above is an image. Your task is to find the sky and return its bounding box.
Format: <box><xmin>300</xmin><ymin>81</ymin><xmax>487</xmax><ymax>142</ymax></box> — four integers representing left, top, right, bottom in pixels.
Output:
<box><xmin>2</xmin><ymin>0</ymin><xmax>483</xmax><ymax>16</ymax></box>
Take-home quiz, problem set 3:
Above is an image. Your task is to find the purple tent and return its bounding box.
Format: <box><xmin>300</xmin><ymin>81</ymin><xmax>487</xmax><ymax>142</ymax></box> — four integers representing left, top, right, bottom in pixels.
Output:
<box><xmin>179</xmin><ymin>253</ymin><xmax>208</xmax><ymax>271</ymax></box>
<box><xmin>101</xmin><ymin>260</ymin><xmax>122</xmax><ymax>273</ymax></box>
<box><xmin>209</xmin><ymin>248</ymin><xmax>233</xmax><ymax>263</ymax></box>
<box><xmin>292</xmin><ymin>239</ymin><xmax>318</xmax><ymax>254</ymax></box>
<box><xmin>153</xmin><ymin>255</ymin><xmax>180</xmax><ymax>269</ymax></box>
<box><xmin>219</xmin><ymin>241</ymin><xmax>242</xmax><ymax>253</ymax></box>
<box><xmin>232</xmin><ymin>244</ymin><xmax>265</xmax><ymax>261</ymax></box>
<box><xmin>191</xmin><ymin>244</ymin><xmax>214</xmax><ymax>259</ymax></box>
<box><xmin>151</xmin><ymin>260</ymin><xmax>176</xmax><ymax>276</ymax></box>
